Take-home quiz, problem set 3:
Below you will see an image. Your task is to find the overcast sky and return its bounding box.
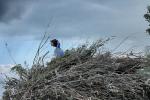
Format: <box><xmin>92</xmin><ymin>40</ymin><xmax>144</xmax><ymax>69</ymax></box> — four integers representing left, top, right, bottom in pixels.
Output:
<box><xmin>0</xmin><ymin>0</ymin><xmax>149</xmax><ymax>65</ymax></box>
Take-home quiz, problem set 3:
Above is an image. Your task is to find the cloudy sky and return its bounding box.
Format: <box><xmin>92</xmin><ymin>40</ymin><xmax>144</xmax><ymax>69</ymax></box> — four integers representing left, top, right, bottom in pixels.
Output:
<box><xmin>0</xmin><ymin>0</ymin><xmax>149</xmax><ymax>66</ymax></box>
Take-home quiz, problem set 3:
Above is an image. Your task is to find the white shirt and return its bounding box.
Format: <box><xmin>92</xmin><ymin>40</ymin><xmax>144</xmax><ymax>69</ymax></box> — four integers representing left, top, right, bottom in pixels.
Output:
<box><xmin>54</xmin><ymin>47</ymin><xmax>64</xmax><ymax>58</ymax></box>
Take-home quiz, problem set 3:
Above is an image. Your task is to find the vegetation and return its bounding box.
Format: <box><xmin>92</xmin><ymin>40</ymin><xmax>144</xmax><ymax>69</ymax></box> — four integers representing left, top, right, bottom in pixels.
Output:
<box><xmin>144</xmin><ymin>6</ymin><xmax>150</xmax><ymax>34</ymax></box>
<box><xmin>2</xmin><ymin>39</ymin><xmax>150</xmax><ymax>100</ymax></box>
<box><xmin>137</xmin><ymin>46</ymin><xmax>150</xmax><ymax>78</ymax></box>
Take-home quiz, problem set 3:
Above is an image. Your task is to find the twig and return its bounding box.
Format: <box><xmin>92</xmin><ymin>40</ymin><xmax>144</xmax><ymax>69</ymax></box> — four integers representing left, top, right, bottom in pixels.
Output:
<box><xmin>112</xmin><ymin>36</ymin><xmax>129</xmax><ymax>53</ymax></box>
<box><xmin>4</xmin><ymin>42</ymin><xmax>16</xmax><ymax>64</ymax></box>
<box><xmin>33</xmin><ymin>17</ymin><xmax>53</xmax><ymax>65</ymax></box>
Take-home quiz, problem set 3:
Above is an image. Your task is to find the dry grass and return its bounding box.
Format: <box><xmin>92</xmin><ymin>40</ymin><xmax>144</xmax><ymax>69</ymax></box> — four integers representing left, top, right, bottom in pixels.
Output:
<box><xmin>2</xmin><ymin>39</ymin><xmax>150</xmax><ymax>100</ymax></box>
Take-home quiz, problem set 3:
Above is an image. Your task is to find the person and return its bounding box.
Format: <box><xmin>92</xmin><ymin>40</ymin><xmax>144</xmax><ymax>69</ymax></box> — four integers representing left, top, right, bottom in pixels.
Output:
<box><xmin>50</xmin><ymin>39</ymin><xmax>64</xmax><ymax>58</ymax></box>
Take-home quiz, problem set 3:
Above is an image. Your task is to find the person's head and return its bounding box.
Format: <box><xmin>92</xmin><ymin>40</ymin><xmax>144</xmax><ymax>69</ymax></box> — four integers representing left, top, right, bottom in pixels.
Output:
<box><xmin>50</xmin><ymin>39</ymin><xmax>59</xmax><ymax>47</ymax></box>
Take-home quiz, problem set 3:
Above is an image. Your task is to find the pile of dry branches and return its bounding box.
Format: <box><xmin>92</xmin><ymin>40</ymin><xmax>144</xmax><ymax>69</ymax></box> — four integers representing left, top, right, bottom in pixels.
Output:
<box><xmin>2</xmin><ymin>39</ymin><xmax>150</xmax><ymax>100</ymax></box>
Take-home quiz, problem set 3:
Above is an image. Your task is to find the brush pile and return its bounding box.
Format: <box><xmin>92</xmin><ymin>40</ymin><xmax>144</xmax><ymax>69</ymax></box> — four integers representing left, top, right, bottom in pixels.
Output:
<box><xmin>2</xmin><ymin>39</ymin><xmax>150</xmax><ymax>100</ymax></box>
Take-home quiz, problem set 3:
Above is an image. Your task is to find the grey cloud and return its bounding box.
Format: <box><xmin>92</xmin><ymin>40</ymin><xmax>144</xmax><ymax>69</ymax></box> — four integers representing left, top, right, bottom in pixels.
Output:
<box><xmin>0</xmin><ymin>0</ymin><xmax>33</xmax><ymax>23</ymax></box>
<box><xmin>0</xmin><ymin>0</ymin><xmax>148</xmax><ymax>41</ymax></box>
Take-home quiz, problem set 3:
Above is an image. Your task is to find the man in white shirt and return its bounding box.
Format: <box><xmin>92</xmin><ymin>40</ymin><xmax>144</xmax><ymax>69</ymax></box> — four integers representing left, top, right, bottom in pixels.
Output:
<box><xmin>50</xmin><ymin>39</ymin><xmax>64</xmax><ymax>58</ymax></box>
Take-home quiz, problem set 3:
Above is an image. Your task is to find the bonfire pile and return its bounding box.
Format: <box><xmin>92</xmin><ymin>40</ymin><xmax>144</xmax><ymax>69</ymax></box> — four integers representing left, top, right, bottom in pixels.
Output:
<box><xmin>2</xmin><ymin>40</ymin><xmax>150</xmax><ymax>100</ymax></box>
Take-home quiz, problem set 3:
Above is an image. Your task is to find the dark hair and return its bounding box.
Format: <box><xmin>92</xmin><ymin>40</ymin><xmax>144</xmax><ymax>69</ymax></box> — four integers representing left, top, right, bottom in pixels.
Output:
<box><xmin>51</xmin><ymin>39</ymin><xmax>58</xmax><ymax>47</ymax></box>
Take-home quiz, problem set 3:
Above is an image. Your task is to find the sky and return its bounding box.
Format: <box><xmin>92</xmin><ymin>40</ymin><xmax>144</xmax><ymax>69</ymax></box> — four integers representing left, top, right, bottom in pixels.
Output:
<box><xmin>0</xmin><ymin>0</ymin><xmax>149</xmax><ymax>73</ymax></box>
